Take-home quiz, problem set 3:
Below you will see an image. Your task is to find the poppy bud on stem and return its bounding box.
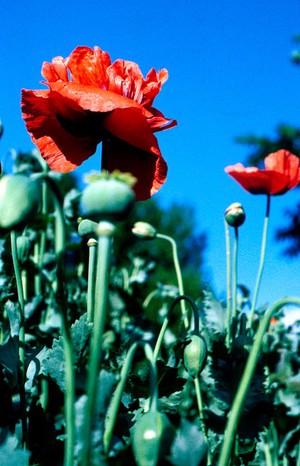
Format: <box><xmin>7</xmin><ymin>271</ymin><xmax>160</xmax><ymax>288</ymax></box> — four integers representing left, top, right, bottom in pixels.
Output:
<box><xmin>224</xmin><ymin>203</ymin><xmax>245</xmax><ymax>347</ymax></box>
<box><xmin>80</xmin><ymin>174</ymin><xmax>135</xmax><ymax>466</ymax></box>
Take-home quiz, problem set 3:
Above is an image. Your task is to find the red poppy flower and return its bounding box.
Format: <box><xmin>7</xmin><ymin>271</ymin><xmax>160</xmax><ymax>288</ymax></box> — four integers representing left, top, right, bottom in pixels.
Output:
<box><xmin>225</xmin><ymin>150</ymin><xmax>300</xmax><ymax>195</ymax></box>
<box><xmin>21</xmin><ymin>46</ymin><xmax>177</xmax><ymax>200</ymax></box>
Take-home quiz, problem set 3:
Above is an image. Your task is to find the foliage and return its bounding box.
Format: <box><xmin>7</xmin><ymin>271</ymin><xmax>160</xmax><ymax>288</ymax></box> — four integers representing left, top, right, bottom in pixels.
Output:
<box><xmin>0</xmin><ymin>149</ymin><xmax>299</xmax><ymax>466</ymax></box>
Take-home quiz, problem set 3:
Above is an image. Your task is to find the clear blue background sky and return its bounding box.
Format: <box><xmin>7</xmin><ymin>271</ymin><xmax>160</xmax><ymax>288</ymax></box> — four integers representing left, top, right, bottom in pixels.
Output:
<box><xmin>1</xmin><ymin>0</ymin><xmax>300</xmax><ymax>311</ymax></box>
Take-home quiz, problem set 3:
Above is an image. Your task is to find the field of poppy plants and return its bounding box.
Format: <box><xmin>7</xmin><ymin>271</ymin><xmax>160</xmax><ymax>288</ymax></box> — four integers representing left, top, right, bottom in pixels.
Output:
<box><xmin>0</xmin><ymin>45</ymin><xmax>300</xmax><ymax>466</ymax></box>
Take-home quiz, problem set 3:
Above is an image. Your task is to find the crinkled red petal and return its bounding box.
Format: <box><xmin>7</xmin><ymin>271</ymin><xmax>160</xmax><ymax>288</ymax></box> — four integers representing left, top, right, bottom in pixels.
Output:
<box><xmin>42</xmin><ymin>56</ymin><xmax>69</xmax><ymax>82</ymax></box>
<box><xmin>21</xmin><ymin>89</ymin><xmax>99</xmax><ymax>171</ymax></box>
<box><xmin>102</xmin><ymin>138</ymin><xmax>167</xmax><ymax>200</ymax></box>
<box><xmin>67</xmin><ymin>46</ymin><xmax>111</xmax><ymax>86</ymax></box>
<box><xmin>102</xmin><ymin>107</ymin><xmax>161</xmax><ymax>156</ymax></box>
<box><xmin>47</xmin><ymin>81</ymin><xmax>152</xmax><ymax>117</ymax></box>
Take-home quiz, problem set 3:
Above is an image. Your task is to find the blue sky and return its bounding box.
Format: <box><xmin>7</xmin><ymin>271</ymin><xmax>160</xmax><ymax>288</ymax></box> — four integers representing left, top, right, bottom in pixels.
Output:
<box><xmin>1</xmin><ymin>0</ymin><xmax>300</xmax><ymax>312</ymax></box>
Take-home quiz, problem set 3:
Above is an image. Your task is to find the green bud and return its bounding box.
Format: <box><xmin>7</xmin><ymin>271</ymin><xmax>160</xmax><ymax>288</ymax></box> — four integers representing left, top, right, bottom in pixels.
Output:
<box><xmin>131</xmin><ymin>411</ymin><xmax>173</xmax><ymax>466</ymax></box>
<box><xmin>183</xmin><ymin>335</ymin><xmax>207</xmax><ymax>378</ymax></box>
<box><xmin>225</xmin><ymin>202</ymin><xmax>246</xmax><ymax>227</ymax></box>
<box><xmin>77</xmin><ymin>218</ymin><xmax>98</xmax><ymax>238</ymax></box>
<box><xmin>132</xmin><ymin>221</ymin><xmax>157</xmax><ymax>239</ymax></box>
<box><xmin>0</xmin><ymin>175</ymin><xmax>40</xmax><ymax>230</ymax></box>
<box><xmin>81</xmin><ymin>178</ymin><xmax>135</xmax><ymax>222</ymax></box>
<box><xmin>16</xmin><ymin>236</ymin><xmax>31</xmax><ymax>263</ymax></box>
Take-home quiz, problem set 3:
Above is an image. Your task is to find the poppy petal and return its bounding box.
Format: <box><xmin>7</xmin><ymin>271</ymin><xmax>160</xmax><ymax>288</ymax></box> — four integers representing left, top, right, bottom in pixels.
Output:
<box><xmin>102</xmin><ymin>107</ymin><xmax>161</xmax><ymax>156</ymax></box>
<box><xmin>67</xmin><ymin>46</ymin><xmax>111</xmax><ymax>86</ymax></box>
<box><xmin>265</xmin><ymin>149</ymin><xmax>300</xmax><ymax>190</ymax></box>
<box><xmin>42</xmin><ymin>56</ymin><xmax>69</xmax><ymax>82</ymax></box>
<box><xmin>48</xmin><ymin>81</ymin><xmax>151</xmax><ymax>116</ymax></box>
<box><xmin>225</xmin><ymin>164</ymin><xmax>288</xmax><ymax>195</ymax></box>
<box><xmin>102</xmin><ymin>138</ymin><xmax>167</xmax><ymax>200</ymax></box>
<box><xmin>21</xmin><ymin>89</ymin><xmax>100</xmax><ymax>171</ymax></box>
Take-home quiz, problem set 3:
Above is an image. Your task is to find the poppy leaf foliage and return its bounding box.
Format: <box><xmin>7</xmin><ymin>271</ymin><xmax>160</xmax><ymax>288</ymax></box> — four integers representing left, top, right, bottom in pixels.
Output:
<box><xmin>21</xmin><ymin>46</ymin><xmax>177</xmax><ymax>200</ymax></box>
<box><xmin>225</xmin><ymin>149</ymin><xmax>300</xmax><ymax>195</ymax></box>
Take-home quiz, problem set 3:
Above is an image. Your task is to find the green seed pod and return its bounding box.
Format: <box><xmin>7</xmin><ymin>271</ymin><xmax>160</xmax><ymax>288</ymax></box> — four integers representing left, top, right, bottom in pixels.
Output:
<box><xmin>131</xmin><ymin>410</ymin><xmax>173</xmax><ymax>466</ymax></box>
<box><xmin>224</xmin><ymin>202</ymin><xmax>246</xmax><ymax>227</ymax></box>
<box><xmin>183</xmin><ymin>335</ymin><xmax>207</xmax><ymax>378</ymax></box>
<box><xmin>0</xmin><ymin>175</ymin><xmax>40</xmax><ymax>230</ymax></box>
<box><xmin>81</xmin><ymin>178</ymin><xmax>135</xmax><ymax>222</ymax></box>
<box><xmin>132</xmin><ymin>221</ymin><xmax>157</xmax><ymax>239</ymax></box>
<box><xmin>77</xmin><ymin>218</ymin><xmax>98</xmax><ymax>238</ymax></box>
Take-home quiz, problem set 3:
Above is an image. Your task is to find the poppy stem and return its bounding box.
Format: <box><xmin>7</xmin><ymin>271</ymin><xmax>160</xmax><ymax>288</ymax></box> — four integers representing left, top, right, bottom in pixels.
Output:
<box><xmin>156</xmin><ymin>233</ymin><xmax>189</xmax><ymax>329</ymax></box>
<box><xmin>232</xmin><ymin>226</ymin><xmax>239</xmax><ymax>323</ymax></box>
<box><xmin>103</xmin><ymin>342</ymin><xmax>158</xmax><ymax>455</ymax></box>
<box><xmin>194</xmin><ymin>376</ymin><xmax>212</xmax><ymax>465</ymax></box>
<box><xmin>225</xmin><ymin>221</ymin><xmax>232</xmax><ymax>348</ymax></box>
<box><xmin>248</xmin><ymin>195</ymin><xmax>271</xmax><ymax>328</ymax></box>
<box><xmin>10</xmin><ymin>229</ymin><xmax>28</xmax><ymax>448</ymax></box>
<box><xmin>217</xmin><ymin>296</ymin><xmax>300</xmax><ymax>466</ymax></box>
<box><xmin>51</xmin><ymin>185</ymin><xmax>76</xmax><ymax>466</ymax></box>
<box><xmin>81</xmin><ymin>221</ymin><xmax>115</xmax><ymax>466</ymax></box>
<box><xmin>86</xmin><ymin>238</ymin><xmax>97</xmax><ymax>322</ymax></box>
<box><xmin>153</xmin><ymin>295</ymin><xmax>198</xmax><ymax>361</ymax></box>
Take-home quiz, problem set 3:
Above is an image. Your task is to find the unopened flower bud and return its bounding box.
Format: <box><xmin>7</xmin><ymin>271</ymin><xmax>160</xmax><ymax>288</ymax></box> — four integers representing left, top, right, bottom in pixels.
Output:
<box><xmin>225</xmin><ymin>202</ymin><xmax>246</xmax><ymax>227</ymax></box>
<box><xmin>131</xmin><ymin>410</ymin><xmax>173</xmax><ymax>466</ymax></box>
<box><xmin>16</xmin><ymin>236</ymin><xmax>31</xmax><ymax>263</ymax></box>
<box><xmin>0</xmin><ymin>175</ymin><xmax>40</xmax><ymax>230</ymax></box>
<box><xmin>81</xmin><ymin>177</ymin><xmax>135</xmax><ymax>222</ymax></box>
<box><xmin>183</xmin><ymin>334</ymin><xmax>207</xmax><ymax>378</ymax></box>
<box><xmin>78</xmin><ymin>218</ymin><xmax>98</xmax><ymax>238</ymax></box>
<box><xmin>132</xmin><ymin>221</ymin><xmax>157</xmax><ymax>239</ymax></box>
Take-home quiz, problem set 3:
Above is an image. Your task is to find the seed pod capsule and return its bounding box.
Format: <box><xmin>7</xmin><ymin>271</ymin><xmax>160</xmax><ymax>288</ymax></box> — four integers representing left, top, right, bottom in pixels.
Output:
<box><xmin>224</xmin><ymin>202</ymin><xmax>246</xmax><ymax>227</ymax></box>
<box><xmin>183</xmin><ymin>334</ymin><xmax>208</xmax><ymax>378</ymax></box>
<box><xmin>0</xmin><ymin>175</ymin><xmax>40</xmax><ymax>230</ymax></box>
<box><xmin>131</xmin><ymin>410</ymin><xmax>173</xmax><ymax>466</ymax></box>
<box><xmin>81</xmin><ymin>177</ymin><xmax>135</xmax><ymax>222</ymax></box>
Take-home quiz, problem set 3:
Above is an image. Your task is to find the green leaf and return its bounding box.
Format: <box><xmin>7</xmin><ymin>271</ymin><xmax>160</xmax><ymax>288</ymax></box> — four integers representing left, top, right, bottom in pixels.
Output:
<box><xmin>40</xmin><ymin>314</ymin><xmax>92</xmax><ymax>391</ymax></box>
<box><xmin>0</xmin><ymin>433</ymin><xmax>30</xmax><ymax>465</ymax></box>
<box><xmin>5</xmin><ymin>300</ymin><xmax>20</xmax><ymax>337</ymax></box>
<box><xmin>41</xmin><ymin>337</ymin><xmax>65</xmax><ymax>391</ymax></box>
<box><xmin>170</xmin><ymin>418</ymin><xmax>207</xmax><ymax>466</ymax></box>
<box><xmin>0</xmin><ymin>336</ymin><xmax>19</xmax><ymax>386</ymax></box>
<box><xmin>199</xmin><ymin>289</ymin><xmax>226</xmax><ymax>336</ymax></box>
<box><xmin>71</xmin><ymin>313</ymin><xmax>93</xmax><ymax>363</ymax></box>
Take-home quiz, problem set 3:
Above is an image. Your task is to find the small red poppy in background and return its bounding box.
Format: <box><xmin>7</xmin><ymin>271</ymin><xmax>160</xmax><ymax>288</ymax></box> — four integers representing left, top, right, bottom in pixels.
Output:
<box><xmin>21</xmin><ymin>46</ymin><xmax>177</xmax><ymax>200</ymax></box>
<box><xmin>225</xmin><ymin>149</ymin><xmax>300</xmax><ymax>195</ymax></box>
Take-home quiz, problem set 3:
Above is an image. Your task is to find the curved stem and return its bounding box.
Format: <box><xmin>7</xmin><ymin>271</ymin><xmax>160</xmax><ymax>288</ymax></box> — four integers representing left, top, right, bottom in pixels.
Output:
<box><xmin>156</xmin><ymin>233</ymin><xmax>189</xmax><ymax>329</ymax></box>
<box><xmin>51</xmin><ymin>186</ymin><xmax>76</xmax><ymax>466</ymax></box>
<box><xmin>248</xmin><ymin>195</ymin><xmax>271</xmax><ymax>328</ymax></box>
<box><xmin>153</xmin><ymin>295</ymin><xmax>199</xmax><ymax>361</ymax></box>
<box><xmin>103</xmin><ymin>342</ymin><xmax>158</xmax><ymax>455</ymax></box>
<box><xmin>10</xmin><ymin>229</ymin><xmax>27</xmax><ymax>447</ymax></box>
<box><xmin>81</xmin><ymin>221</ymin><xmax>115</xmax><ymax>466</ymax></box>
<box><xmin>217</xmin><ymin>297</ymin><xmax>300</xmax><ymax>466</ymax></box>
